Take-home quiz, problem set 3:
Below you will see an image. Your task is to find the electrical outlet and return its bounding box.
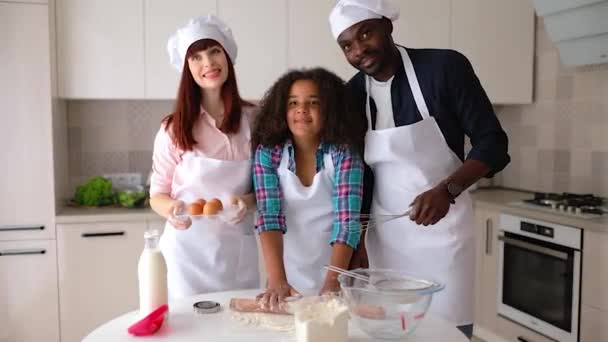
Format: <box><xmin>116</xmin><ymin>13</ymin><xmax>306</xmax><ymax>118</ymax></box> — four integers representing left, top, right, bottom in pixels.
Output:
<box><xmin>103</xmin><ymin>172</ymin><xmax>142</xmax><ymax>189</ymax></box>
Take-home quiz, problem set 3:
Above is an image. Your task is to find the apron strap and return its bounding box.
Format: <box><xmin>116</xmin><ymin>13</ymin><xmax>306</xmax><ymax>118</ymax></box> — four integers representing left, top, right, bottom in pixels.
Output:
<box><xmin>242</xmin><ymin>108</ymin><xmax>252</xmax><ymax>141</ymax></box>
<box><xmin>364</xmin><ymin>77</ymin><xmax>374</xmax><ymax>130</ymax></box>
<box><xmin>279</xmin><ymin>144</ymin><xmax>290</xmax><ymax>170</ymax></box>
<box><xmin>322</xmin><ymin>150</ymin><xmax>334</xmax><ymax>180</ymax></box>
<box><xmin>365</xmin><ymin>46</ymin><xmax>431</xmax><ymax>125</ymax></box>
<box><xmin>398</xmin><ymin>46</ymin><xmax>431</xmax><ymax>120</ymax></box>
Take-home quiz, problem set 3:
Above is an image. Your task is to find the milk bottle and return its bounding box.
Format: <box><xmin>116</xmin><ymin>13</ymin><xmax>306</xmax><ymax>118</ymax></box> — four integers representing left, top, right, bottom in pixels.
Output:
<box><xmin>138</xmin><ymin>229</ymin><xmax>168</xmax><ymax>317</ymax></box>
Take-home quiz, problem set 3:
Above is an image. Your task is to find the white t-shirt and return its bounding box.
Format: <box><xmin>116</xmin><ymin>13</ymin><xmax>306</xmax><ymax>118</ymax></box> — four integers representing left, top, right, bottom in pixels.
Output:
<box><xmin>369</xmin><ymin>75</ymin><xmax>395</xmax><ymax>130</ymax></box>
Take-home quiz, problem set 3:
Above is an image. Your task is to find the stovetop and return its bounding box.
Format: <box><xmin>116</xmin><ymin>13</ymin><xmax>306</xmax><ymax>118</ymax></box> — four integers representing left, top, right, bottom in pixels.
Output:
<box><xmin>512</xmin><ymin>192</ymin><xmax>607</xmax><ymax>219</ymax></box>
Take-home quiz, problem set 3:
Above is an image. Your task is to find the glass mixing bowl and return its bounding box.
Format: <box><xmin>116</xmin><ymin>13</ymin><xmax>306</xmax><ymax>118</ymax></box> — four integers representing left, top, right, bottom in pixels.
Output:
<box><xmin>338</xmin><ymin>268</ymin><xmax>444</xmax><ymax>340</ymax></box>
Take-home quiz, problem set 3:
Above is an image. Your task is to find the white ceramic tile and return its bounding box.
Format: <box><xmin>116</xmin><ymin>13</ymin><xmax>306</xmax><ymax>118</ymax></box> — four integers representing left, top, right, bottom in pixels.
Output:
<box><xmin>535</xmin><ymin>50</ymin><xmax>560</xmax><ymax>82</ymax></box>
<box><xmin>591</xmin><ymin>125</ymin><xmax>608</xmax><ymax>151</ymax></box>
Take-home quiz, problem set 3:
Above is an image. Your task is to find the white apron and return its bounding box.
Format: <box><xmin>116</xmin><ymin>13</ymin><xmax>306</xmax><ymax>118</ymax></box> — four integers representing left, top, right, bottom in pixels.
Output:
<box><xmin>364</xmin><ymin>46</ymin><xmax>475</xmax><ymax>325</ymax></box>
<box><xmin>159</xmin><ymin>116</ymin><xmax>259</xmax><ymax>300</ymax></box>
<box><xmin>278</xmin><ymin>145</ymin><xmax>335</xmax><ymax>292</ymax></box>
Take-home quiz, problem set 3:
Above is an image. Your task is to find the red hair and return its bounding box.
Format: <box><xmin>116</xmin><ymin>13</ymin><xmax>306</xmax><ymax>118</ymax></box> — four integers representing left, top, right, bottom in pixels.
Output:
<box><xmin>163</xmin><ymin>39</ymin><xmax>250</xmax><ymax>151</ymax></box>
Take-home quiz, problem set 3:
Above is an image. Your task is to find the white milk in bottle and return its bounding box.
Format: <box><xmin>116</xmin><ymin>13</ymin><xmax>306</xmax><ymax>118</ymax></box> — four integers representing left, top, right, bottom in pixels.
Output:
<box><xmin>138</xmin><ymin>229</ymin><xmax>168</xmax><ymax>318</ymax></box>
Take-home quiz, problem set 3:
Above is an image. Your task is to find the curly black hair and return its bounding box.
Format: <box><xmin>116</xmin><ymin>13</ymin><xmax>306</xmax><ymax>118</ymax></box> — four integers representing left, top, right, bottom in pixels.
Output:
<box><xmin>251</xmin><ymin>67</ymin><xmax>366</xmax><ymax>155</ymax></box>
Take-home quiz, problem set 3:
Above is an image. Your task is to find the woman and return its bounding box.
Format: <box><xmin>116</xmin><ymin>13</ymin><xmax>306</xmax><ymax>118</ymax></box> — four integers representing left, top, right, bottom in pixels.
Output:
<box><xmin>149</xmin><ymin>15</ymin><xmax>258</xmax><ymax>299</ymax></box>
<box><xmin>252</xmin><ymin>68</ymin><xmax>366</xmax><ymax>308</ymax></box>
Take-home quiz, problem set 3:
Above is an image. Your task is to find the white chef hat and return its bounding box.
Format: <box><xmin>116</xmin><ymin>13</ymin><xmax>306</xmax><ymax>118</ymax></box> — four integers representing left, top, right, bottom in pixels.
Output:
<box><xmin>167</xmin><ymin>15</ymin><xmax>238</xmax><ymax>72</ymax></box>
<box><xmin>329</xmin><ymin>0</ymin><xmax>400</xmax><ymax>40</ymax></box>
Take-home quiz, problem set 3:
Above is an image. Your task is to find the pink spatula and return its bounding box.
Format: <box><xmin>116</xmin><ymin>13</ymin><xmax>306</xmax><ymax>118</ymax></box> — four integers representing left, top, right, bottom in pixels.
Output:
<box><xmin>127</xmin><ymin>304</ymin><xmax>169</xmax><ymax>336</ymax></box>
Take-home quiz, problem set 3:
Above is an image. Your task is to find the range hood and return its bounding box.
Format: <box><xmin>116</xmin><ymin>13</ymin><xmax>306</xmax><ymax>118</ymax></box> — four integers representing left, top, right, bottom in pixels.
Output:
<box><xmin>533</xmin><ymin>0</ymin><xmax>608</xmax><ymax>66</ymax></box>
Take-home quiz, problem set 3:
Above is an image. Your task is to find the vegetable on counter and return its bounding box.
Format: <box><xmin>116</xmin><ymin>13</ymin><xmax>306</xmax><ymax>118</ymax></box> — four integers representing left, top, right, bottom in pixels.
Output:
<box><xmin>117</xmin><ymin>190</ymin><xmax>147</xmax><ymax>208</ymax></box>
<box><xmin>74</xmin><ymin>176</ymin><xmax>116</xmax><ymax>206</ymax></box>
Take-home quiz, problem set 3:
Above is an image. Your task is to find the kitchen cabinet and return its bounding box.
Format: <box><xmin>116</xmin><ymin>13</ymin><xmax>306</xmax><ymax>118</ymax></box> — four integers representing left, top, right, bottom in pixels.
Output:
<box><xmin>2</xmin><ymin>0</ymin><xmax>48</xmax><ymax>3</ymax></box>
<box><xmin>219</xmin><ymin>0</ymin><xmax>287</xmax><ymax>100</ymax></box>
<box><xmin>55</xmin><ymin>1</ymin><xmax>535</xmax><ymax>102</ymax></box>
<box><xmin>472</xmin><ymin>206</ymin><xmax>500</xmax><ymax>333</ymax></box>
<box><xmin>451</xmin><ymin>0</ymin><xmax>535</xmax><ymax>104</ymax></box>
<box><xmin>287</xmin><ymin>0</ymin><xmax>357</xmax><ymax>82</ymax></box>
<box><xmin>580</xmin><ymin>230</ymin><xmax>608</xmax><ymax>341</ymax></box>
<box><xmin>581</xmin><ymin>230</ymin><xmax>608</xmax><ymax>311</ymax></box>
<box><xmin>0</xmin><ymin>2</ymin><xmax>55</xmax><ymax>240</ymax></box>
<box><xmin>0</xmin><ymin>240</ymin><xmax>59</xmax><ymax>342</ymax></box>
<box><xmin>56</xmin><ymin>0</ymin><xmax>144</xmax><ymax>98</ymax></box>
<box><xmin>144</xmin><ymin>0</ymin><xmax>217</xmax><ymax>99</ymax></box>
<box><xmin>580</xmin><ymin>305</ymin><xmax>608</xmax><ymax>342</ymax></box>
<box><xmin>57</xmin><ymin>221</ymin><xmax>146</xmax><ymax>342</ymax></box>
<box><xmin>392</xmin><ymin>0</ymin><xmax>451</xmax><ymax>49</ymax></box>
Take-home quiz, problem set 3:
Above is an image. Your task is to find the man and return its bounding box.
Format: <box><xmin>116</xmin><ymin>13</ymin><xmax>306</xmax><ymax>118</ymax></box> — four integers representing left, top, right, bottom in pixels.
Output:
<box><xmin>329</xmin><ymin>0</ymin><xmax>510</xmax><ymax>339</ymax></box>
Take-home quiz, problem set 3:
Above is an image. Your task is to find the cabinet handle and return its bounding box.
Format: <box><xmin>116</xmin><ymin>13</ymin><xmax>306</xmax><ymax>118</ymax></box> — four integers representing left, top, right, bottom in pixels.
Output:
<box><xmin>0</xmin><ymin>225</ymin><xmax>44</xmax><ymax>232</ymax></box>
<box><xmin>485</xmin><ymin>218</ymin><xmax>492</xmax><ymax>255</ymax></box>
<box><xmin>81</xmin><ymin>231</ymin><xmax>126</xmax><ymax>238</ymax></box>
<box><xmin>0</xmin><ymin>249</ymin><xmax>46</xmax><ymax>256</ymax></box>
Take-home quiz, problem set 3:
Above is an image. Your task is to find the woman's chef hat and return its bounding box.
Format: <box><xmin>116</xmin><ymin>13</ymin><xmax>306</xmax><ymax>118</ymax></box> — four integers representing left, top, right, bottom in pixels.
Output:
<box><xmin>167</xmin><ymin>15</ymin><xmax>238</xmax><ymax>71</ymax></box>
<box><xmin>329</xmin><ymin>0</ymin><xmax>400</xmax><ymax>40</ymax></box>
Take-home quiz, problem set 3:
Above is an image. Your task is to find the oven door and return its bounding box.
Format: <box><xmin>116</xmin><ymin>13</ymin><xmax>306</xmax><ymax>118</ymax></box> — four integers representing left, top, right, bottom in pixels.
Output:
<box><xmin>498</xmin><ymin>231</ymin><xmax>580</xmax><ymax>342</ymax></box>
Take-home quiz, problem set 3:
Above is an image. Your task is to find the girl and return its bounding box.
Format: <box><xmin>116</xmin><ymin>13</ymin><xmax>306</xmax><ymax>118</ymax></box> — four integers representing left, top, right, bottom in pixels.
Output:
<box><xmin>252</xmin><ymin>68</ymin><xmax>365</xmax><ymax>308</ymax></box>
<box><xmin>149</xmin><ymin>15</ymin><xmax>258</xmax><ymax>299</ymax></box>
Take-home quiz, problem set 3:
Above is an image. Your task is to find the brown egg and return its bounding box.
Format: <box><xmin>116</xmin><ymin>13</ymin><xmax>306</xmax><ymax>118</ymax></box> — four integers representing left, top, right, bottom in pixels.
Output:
<box><xmin>195</xmin><ymin>198</ymin><xmax>207</xmax><ymax>207</ymax></box>
<box><xmin>203</xmin><ymin>198</ymin><xmax>223</xmax><ymax>215</ymax></box>
<box><xmin>188</xmin><ymin>202</ymin><xmax>204</xmax><ymax>215</ymax></box>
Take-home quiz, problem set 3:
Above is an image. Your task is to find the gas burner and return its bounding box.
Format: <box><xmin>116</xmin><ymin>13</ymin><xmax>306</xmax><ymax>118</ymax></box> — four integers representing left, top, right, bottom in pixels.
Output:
<box><xmin>518</xmin><ymin>192</ymin><xmax>606</xmax><ymax>218</ymax></box>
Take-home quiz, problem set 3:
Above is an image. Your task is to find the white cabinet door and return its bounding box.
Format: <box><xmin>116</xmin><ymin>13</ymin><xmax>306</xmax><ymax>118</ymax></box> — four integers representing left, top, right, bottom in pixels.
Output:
<box><xmin>580</xmin><ymin>305</ymin><xmax>608</xmax><ymax>342</ymax></box>
<box><xmin>4</xmin><ymin>0</ymin><xmax>48</xmax><ymax>3</ymax></box>
<box><xmin>219</xmin><ymin>0</ymin><xmax>287</xmax><ymax>100</ymax></box>
<box><xmin>392</xmin><ymin>0</ymin><xmax>451</xmax><ymax>49</ymax></box>
<box><xmin>144</xmin><ymin>0</ymin><xmax>217</xmax><ymax>99</ymax></box>
<box><xmin>57</xmin><ymin>222</ymin><xmax>146</xmax><ymax>342</ymax></box>
<box><xmin>287</xmin><ymin>0</ymin><xmax>357</xmax><ymax>82</ymax></box>
<box><xmin>451</xmin><ymin>0</ymin><xmax>534</xmax><ymax>104</ymax></box>
<box><xmin>582</xmin><ymin>230</ymin><xmax>608</xmax><ymax>311</ymax></box>
<box><xmin>0</xmin><ymin>2</ymin><xmax>55</xmax><ymax>240</ymax></box>
<box><xmin>472</xmin><ymin>207</ymin><xmax>500</xmax><ymax>332</ymax></box>
<box><xmin>56</xmin><ymin>0</ymin><xmax>144</xmax><ymax>98</ymax></box>
<box><xmin>0</xmin><ymin>240</ymin><xmax>59</xmax><ymax>342</ymax></box>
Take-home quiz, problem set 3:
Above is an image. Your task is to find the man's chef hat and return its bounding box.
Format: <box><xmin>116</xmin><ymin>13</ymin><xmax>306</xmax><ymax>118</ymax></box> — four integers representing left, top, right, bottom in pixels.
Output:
<box><xmin>329</xmin><ymin>0</ymin><xmax>400</xmax><ymax>40</ymax></box>
<box><xmin>167</xmin><ymin>15</ymin><xmax>238</xmax><ymax>71</ymax></box>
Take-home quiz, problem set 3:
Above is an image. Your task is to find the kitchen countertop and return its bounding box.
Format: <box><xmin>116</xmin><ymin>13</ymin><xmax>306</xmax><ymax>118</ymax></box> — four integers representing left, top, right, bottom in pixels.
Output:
<box><xmin>56</xmin><ymin>206</ymin><xmax>162</xmax><ymax>224</ymax></box>
<box><xmin>56</xmin><ymin>188</ymin><xmax>608</xmax><ymax>232</ymax></box>
<box><xmin>471</xmin><ymin>188</ymin><xmax>608</xmax><ymax>233</ymax></box>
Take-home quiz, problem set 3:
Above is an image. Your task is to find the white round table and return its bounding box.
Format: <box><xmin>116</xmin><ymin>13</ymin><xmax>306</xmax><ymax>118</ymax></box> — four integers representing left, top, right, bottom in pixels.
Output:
<box><xmin>83</xmin><ymin>289</ymin><xmax>468</xmax><ymax>342</ymax></box>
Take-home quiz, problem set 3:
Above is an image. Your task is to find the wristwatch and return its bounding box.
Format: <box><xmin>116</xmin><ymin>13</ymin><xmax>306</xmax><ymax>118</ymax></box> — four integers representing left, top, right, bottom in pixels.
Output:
<box><xmin>443</xmin><ymin>180</ymin><xmax>464</xmax><ymax>204</ymax></box>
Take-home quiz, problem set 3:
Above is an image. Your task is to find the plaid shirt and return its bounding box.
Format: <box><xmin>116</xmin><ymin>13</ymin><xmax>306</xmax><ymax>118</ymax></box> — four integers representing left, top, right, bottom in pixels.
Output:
<box><xmin>253</xmin><ymin>140</ymin><xmax>363</xmax><ymax>249</ymax></box>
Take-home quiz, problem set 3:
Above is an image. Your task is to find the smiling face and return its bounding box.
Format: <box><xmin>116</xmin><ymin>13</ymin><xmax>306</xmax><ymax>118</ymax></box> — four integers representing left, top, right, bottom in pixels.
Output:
<box><xmin>187</xmin><ymin>43</ymin><xmax>229</xmax><ymax>90</ymax></box>
<box><xmin>286</xmin><ymin>79</ymin><xmax>323</xmax><ymax>141</ymax></box>
<box><xmin>337</xmin><ymin>18</ymin><xmax>396</xmax><ymax>80</ymax></box>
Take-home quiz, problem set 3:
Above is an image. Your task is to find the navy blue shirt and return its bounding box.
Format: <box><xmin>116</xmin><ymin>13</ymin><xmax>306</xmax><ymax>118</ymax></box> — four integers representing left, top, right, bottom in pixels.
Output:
<box><xmin>346</xmin><ymin>47</ymin><xmax>510</xmax><ymax>212</ymax></box>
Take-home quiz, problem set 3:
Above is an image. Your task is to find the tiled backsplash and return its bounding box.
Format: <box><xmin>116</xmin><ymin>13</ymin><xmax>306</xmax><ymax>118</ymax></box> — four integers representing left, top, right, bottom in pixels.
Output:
<box><xmin>66</xmin><ymin>19</ymin><xmax>608</xmax><ymax>198</ymax></box>
<box><xmin>494</xmin><ymin>19</ymin><xmax>608</xmax><ymax>197</ymax></box>
<box><xmin>67</xmin><ymin>100</ymin><xmax>173</xmax><ymax>194</ymax></box>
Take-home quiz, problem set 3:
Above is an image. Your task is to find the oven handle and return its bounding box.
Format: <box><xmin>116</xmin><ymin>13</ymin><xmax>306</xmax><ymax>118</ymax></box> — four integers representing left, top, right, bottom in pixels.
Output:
<box><xmin>498</xmin><ymin>235</ymin><xmax>568</xmax><ymax>260</ymax></box>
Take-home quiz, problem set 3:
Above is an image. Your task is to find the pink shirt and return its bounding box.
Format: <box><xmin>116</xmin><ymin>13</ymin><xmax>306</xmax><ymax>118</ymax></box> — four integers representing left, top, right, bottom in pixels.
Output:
<box><xmin>150</xmin><ymin>106</ymin><xmax>254</xmax><ymax>196</ymax></box>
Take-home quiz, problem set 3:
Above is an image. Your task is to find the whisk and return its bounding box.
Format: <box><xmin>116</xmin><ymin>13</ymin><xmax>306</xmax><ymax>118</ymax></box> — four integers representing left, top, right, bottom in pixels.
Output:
<box><xmin>345</xmin><ymin>208</ymin><xmax>413</xmax><ymax>234</ymax></box>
